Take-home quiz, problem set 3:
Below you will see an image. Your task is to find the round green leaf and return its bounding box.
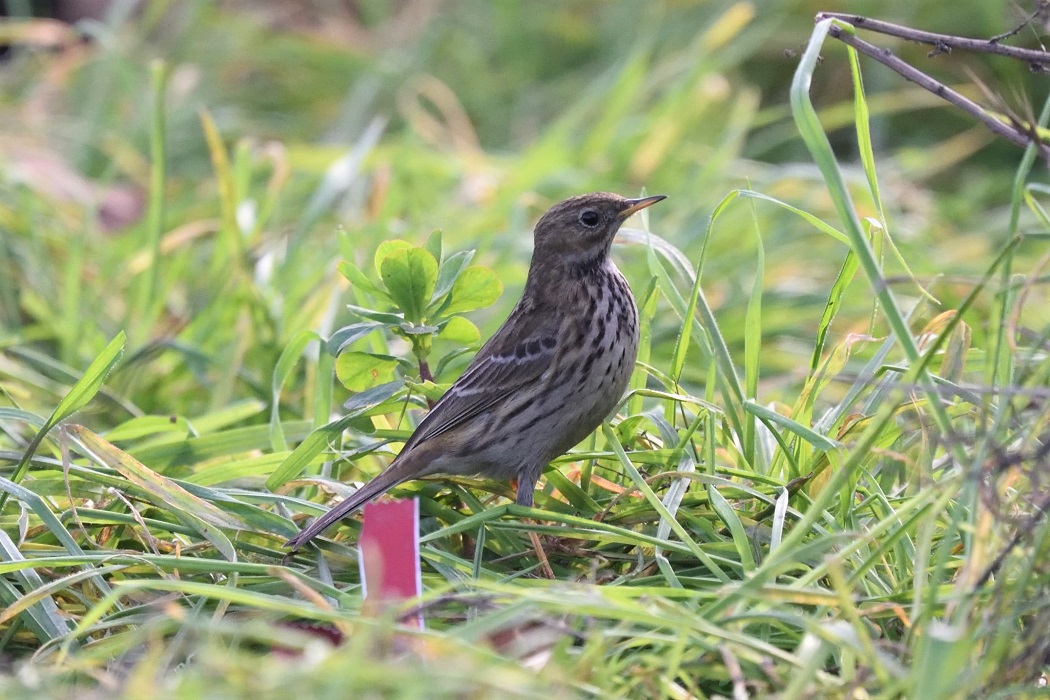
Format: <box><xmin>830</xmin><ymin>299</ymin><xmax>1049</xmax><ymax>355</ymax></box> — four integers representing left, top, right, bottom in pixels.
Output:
<box><xmin>373</xmin><ymin>239</ymin><xmax>414</xmax><ymax>275</ymax></box>
<box><xmin>328</xmin><ymin>321</ymin><xmax>385</xmax><ymax>355</ymax></box>
<box><xmin>338</xmin><ymin>261</ymin><xmax>387</xmax><ymax>298</ymax></box>
<box><xmin>335</xmin><ymin>351</ymin><xmax>399</xmax><ymax>392</ymax></box>
<box><xmin>438</xmin><ymin>315</ymin><xmax>480</xmax><ymax>345</ymax></box>
<box><xmin>380</xmin><ymin>247</ymin><xmax>438</xmax><ymax>323</ymax></box>
<box><xmin>442</xmin><ymin>265</ymin><xmax>503</xmax><ymax>315</ymax></box>
<box><xmin>431</xmin><ymin>250</ymin><xmax>475</xmax><ymax>305</ymax></box>
<box><xmin>424</xmin><ymin>230</ymin><xmax>443</xmax><ymax>263</ymax></box>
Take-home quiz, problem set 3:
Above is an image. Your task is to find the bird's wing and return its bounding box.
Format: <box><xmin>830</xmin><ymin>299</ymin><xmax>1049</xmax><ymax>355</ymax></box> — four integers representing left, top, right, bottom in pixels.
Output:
<box><xmin>286</xmin><ymin>306</ymin><xmax>569</xmax><ymax>551</ymax></box>
<box><xmin>402</xmin><ymin>302</ymin><xmax>575</xmax><ymax>450</ymax></box>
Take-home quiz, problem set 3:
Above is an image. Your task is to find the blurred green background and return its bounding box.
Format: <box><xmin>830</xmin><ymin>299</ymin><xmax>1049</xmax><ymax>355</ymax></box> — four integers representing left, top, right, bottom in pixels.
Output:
<box><xmin>2</xmin><ymin>1</ymin><xmax>1047</xmax><ymax>427</ymax></box>
<box><xmin>3</xmin><ymin>2</ymin><xmax>1050</xmax><ymax>696</ymax></box>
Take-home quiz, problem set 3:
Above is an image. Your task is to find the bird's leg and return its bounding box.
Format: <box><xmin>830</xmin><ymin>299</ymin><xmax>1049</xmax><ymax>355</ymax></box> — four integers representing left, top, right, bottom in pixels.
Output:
<box><xmin>514</xmin><ymin>467</ymin><xmax>541</xmax><ymax>507</ymax></box>
<box><xmin>513</xmin><ymin>481</ymin><xmax>534</xmax><ymax>507</ymax></box>
<box><xmin>527</xmin><ymin>530</ymin><xmax>554</xmax><ymax>579</ymax></box>
<box><xmin>515</xmin><ymin>470</ymin><xmax>554</xmax><ymax>579</ymax></box>
<box><xmin>529</xmin><ymin>532</ymin><xmax>554</xmax><ymax>579</ymax></box>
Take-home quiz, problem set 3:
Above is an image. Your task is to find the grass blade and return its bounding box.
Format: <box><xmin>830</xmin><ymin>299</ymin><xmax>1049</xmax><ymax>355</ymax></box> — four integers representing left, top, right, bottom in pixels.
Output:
<box><xmin>0</xmin><ymin>332</ymin><xmax>125</xmax><ymax>511</ymax></box>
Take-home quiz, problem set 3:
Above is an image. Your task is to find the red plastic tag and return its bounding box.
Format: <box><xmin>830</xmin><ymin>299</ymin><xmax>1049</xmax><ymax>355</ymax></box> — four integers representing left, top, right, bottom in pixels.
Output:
<box><xmin>358</xmin><ymin>498</ymin><xmax>423</xmax><ymax>628</ymax></box>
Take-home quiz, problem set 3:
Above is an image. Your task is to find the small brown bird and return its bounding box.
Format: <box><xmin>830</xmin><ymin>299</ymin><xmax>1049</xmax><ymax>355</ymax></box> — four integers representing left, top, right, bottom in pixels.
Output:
<box><xmin>286</xmin><ymin>192</ymin><xmax>665</xmax><ymax>550</ymax></box>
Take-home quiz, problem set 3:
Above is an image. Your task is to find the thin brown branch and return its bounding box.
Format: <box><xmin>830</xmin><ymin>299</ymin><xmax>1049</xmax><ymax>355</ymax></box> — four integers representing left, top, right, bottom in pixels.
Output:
<box><xmin>823</xmin><ymin>21</ymin><xmax>1050</xmax><ymax>162</ymax></box>
<box><xmin>817</xmin><ymin>12</ymin><xmax>1050</xmax><ymax>64</ymax></box>
<box><xmin>417</xmin><ymin>358</ymin><xmax>435</xmax><ymax>408</ymax></box>
<box><xmin>989</xmin><ymin>1</ymin><xmax>1050</xmax><ymax>43</ymax></box>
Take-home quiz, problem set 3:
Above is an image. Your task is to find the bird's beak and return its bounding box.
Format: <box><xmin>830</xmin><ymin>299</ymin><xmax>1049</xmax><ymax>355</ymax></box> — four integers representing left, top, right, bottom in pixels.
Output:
<box><xmin>620</xmin><ymin>195</ymin><xmax>667</xmax><ymax>218</ymax></box>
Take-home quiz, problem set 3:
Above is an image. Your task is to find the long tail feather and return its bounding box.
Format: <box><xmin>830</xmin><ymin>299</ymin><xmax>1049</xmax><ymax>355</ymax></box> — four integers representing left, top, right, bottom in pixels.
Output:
<box><xmin>284</xmin><ymin>459</ymin><xmax>417</xmax><ymax>551</ymax></box>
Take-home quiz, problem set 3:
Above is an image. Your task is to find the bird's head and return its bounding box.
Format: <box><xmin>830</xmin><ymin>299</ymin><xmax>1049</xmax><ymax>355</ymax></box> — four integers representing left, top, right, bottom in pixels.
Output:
<box><xmin>531</xmin><ymin>192</ymin><xmax>666</xmax><ymax>272</ymax></box>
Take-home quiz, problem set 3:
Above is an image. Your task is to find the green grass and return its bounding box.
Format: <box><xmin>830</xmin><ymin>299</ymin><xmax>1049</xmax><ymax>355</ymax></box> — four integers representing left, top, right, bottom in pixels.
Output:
<box><xmin>2</xmin><ymin>3</ymin><xmax>1050</xmax><ymax>698</ymax></box>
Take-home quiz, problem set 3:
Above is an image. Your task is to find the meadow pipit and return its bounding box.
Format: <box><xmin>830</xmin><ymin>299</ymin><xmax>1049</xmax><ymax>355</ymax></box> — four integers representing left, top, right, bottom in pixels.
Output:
<box><xmin>286</xmin><ymin>192</ymin><xmax>666</xmax><ymax>550</ymax></box>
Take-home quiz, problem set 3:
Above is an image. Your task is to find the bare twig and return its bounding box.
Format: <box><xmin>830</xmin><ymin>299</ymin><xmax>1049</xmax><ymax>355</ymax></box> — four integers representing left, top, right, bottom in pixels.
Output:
<box><xmin>989</xmin><ymin>1</ymin><xmax>1050</xmax><ymax>43</ymax></box>
<box><xmin>817</xmin><ymin>12</ymin><xmax>1050</xmax><ymax>64</ymax></box>
<box><xmin>820</xmin><ymin>19</ymin><xmax>1050</xmax><ymax>161</ymax></box>
<box><xmin>973</xmin><ymin>438</ymin><xmax>1050</xmax><ymax>589</ymax></box>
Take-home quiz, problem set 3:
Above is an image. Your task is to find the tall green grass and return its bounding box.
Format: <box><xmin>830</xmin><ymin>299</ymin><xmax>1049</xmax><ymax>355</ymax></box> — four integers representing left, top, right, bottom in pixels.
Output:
<box><xmin>2</xmin><ymin>4</ymin><xmax>1049</xmax><ymax>698</ymax></box>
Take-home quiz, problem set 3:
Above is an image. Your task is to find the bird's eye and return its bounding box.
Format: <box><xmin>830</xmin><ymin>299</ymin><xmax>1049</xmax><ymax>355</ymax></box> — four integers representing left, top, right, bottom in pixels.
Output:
<box><xmin>579</xmin><ymin>210</ymin><xmax>600</xmax><ymax>227</ymax></box>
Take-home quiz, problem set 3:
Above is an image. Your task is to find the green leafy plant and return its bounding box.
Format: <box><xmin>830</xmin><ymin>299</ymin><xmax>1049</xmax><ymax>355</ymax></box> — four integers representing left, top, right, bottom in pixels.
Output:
<box><xmin>332</xmin><ymin>232</ymin><xmax>503</xmax><ymax>393</ymax></box>
<box><xmin>265</xmin><ymin>235</ymin><xmax>504</xmax><ymax>490</ymax></box>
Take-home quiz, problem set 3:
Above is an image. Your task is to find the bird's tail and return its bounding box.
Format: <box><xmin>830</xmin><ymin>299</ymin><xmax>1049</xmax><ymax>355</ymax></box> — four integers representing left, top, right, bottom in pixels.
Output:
<box><xmin>284</xmin><ymin>458</ymin><xmax>419</xmax><ymax>551</ymax></box>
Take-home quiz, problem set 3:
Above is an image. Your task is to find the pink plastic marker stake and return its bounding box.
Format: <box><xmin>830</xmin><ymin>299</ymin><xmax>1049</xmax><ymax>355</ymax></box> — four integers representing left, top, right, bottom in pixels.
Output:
<box><xmin>358</xmin><ymin>498</ymin><xmax>423</xmax><ymax>629</ymax></box>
